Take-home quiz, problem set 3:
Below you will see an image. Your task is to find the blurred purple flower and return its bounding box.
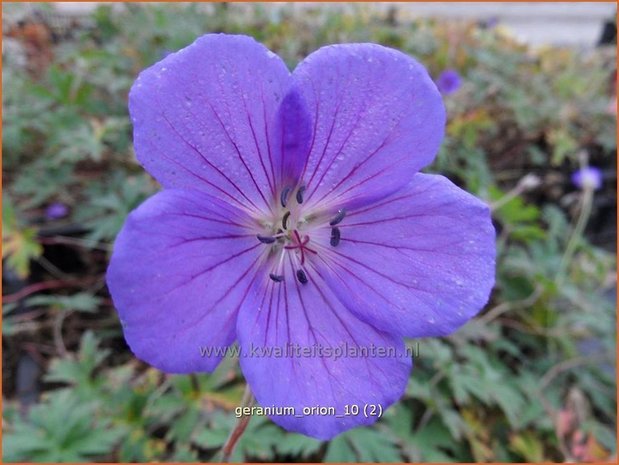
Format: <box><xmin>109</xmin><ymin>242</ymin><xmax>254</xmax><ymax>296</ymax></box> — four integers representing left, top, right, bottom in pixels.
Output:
<box><xmin>572</xmin><ymin>167</ymin><xmax>602</xmax><ymax>190</ymax></box>
<box><xmin>45</xmin><ymin>202</ymin><xmax>69</xmax><ymax>219</ymax></box>
<box><xmin>480</xmin><ymin>16</ymin><xmax>499</xmax><ymax>29</ymax></box>
<box><xmin>436</xmin><ymin>68</ymin><xmax>462</xmax><ymax>95</ymax></box>
<box><xmin>107</xmin><ymin>34</ymin><xmax>495</xmax><ymax>439</ymax></box>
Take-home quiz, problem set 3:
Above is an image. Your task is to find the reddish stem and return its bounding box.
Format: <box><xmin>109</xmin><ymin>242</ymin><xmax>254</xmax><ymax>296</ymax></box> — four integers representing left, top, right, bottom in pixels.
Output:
<box><xmin>221</xmin><ymin>385</ymin><xmax>254</xmax><ymax>462</ymax></box>
<box><xmin>3</xmin><ymin>276</ymin><xmax>101</xmax><ymax>304</ymax></box>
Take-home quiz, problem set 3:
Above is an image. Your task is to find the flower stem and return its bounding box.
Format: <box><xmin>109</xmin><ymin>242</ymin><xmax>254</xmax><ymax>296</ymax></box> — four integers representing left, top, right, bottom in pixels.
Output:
<box><xmin>490</xmin><ymin>173</ymin><xmax>540</xmax><ymax>212</ymax></box>
<box><xmin>220</xmin><ymin>384</ymin><xmax>255</xmax><ymax>462</ymax></box>
<box><xmin>189</xmin><ymin>374</ymin><xmax>201</xmax><ymax>394</ymax></box>
<box><xmin>556</xmin><ymin>186</ymin><xmax>594</xmax><ymax>285</ymax></box>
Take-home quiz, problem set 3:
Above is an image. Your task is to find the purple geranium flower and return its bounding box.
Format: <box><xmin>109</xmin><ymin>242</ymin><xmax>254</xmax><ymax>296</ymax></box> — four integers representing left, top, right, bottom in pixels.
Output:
<box><xmin>107</xmin><ymin>34</ymin><xmax>495</xmax><ymax>439</ymax></box>
<box><xmin>45</xmin><ymin>202</ymin><xmax>69</xmax><ymax>220</ymax></box>
<box><xmin>571</xmin><ymin>166</ymin><xmax>602</xmax><ymax>191</ymax></box>
<box><xmin>480</xmin><ymin>16</ymin><xmax>499</xmax><ymax>29</ymax></box>
<box><xmin>436</xmin><ymin>68</ymin><xmax>462</xmax><ymax>95</ymax></box>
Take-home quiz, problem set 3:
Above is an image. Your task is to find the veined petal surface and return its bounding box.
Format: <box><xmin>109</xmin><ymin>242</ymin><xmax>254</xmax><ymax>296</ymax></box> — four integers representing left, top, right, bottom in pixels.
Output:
<box><xmin>319</xmin><ymin>173</ymin><xmax>496</xmax><ymax>337</ymax></box>
<box><xmin>292</xmin><ymin>43</ymin><xmax>445</xmax><ymax>210</ymax></box>
<box><xmin>236</xmin><ymin>257</ymin><xmax>411</xmax><ymax>440</ymax></box>
<box><xmin>107</xmin><ymin>189</ymin><xmax>265</xmax><ymax>373</ymax></box>
<box><xmin>129</xmin><ymin>34</ymin><xmax>294</xmax><ymax>215</ymax></box>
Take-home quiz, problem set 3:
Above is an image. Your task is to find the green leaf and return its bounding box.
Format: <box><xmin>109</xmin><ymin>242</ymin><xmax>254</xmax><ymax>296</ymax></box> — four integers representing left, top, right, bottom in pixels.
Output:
<box><xmin>325</xmin><ymin>427</ymin><xmax>402</xmax><ymax>462</ymax></box>
<box><xmin>410</xmin><ymin>417</ymin><xmax>458</xmax><ymax>462</ymax></box>
<box><xmin>2</xmin><ymin>196</ymin><xmax>42</xmax><ymax>278</ymax></box>
<box><xmin>26</xmin><ymin>293</ymin><xmax>101</xmax><ymax>313</ymax></box>
<box><xmin>45</xmin><ymin>331</ymin><xmax>110</xmax><ymax>391</ymax></box>
<box><xmin>274</xmin><ymin>432</ymin><xmax>322</xmax><ymax>458</ymax></box>
<box><xmin>3</xmin><ymin>390</ymin><xmax>124</xmax><ymax>462</ymax></box>
<box><xmin>509</xmin><ymin>431</ymin><xmax>545</xmax><ymax>461</ymax></box>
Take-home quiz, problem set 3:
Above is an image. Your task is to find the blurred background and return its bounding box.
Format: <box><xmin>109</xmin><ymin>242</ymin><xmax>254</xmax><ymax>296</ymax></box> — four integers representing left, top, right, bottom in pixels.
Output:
<box><xmin>2</xmin><ymin>2</ymin><xmax>617</xmax><ymax>462</ymax></box>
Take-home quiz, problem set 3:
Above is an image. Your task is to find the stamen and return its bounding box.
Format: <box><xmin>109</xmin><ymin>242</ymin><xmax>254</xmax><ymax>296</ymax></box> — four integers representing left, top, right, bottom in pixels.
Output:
<box><xmin>257</xmin><ymin>234</ymin><xmax>276</xmax><ymax>244</ymax></box>
<box><xmin>296</xmin><ymin>269</ymin><xmax>308</xmax><ymax>284</ymax></box>
<box><xmin>280</xmin><ymin>186</ymin><xmax>292</xmax><ymax>208</ymax></box>
<box><xmin>282</xmin><ymin>211</ymin><xmax>291</xmax><ymax>230</ymax></box>
<box><xmin>296</xmin><ymin>186</ymin><xmax>306</xmax><ymax>204</ymax></box>
<box><xmin>330</xmin><ymin>227</ymin><xmax>341</xmax><ymax>247</ymax></box>
<box><xmin>269</xmin><ymin>273</ymin><xmax>284</xmax><ymax>282</ymax></box>
<box><xmin>329</xmin><ymin>209</ymin><xmax>346</xmax><ymax>226</ymax></box>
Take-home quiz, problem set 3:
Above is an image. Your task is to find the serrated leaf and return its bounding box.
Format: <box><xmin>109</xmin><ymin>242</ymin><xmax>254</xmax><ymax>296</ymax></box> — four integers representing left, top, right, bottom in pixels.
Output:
<box><xmin>325</xmin><ymin>427</ymin><xmax>402</xmax><ymax>462</ymax></box>
<box><xmin>2</xmin><ymin>225</ymin><xmax>42</xmax><ymax>278</ymax></box>
<box><xmin>274</xmin><ymin>432</ymin><xmax>322</xmax><ymax>457</ymax></box>
<box><xmin>3</xmin><ymin>390</ymin><xmax>124</xmax><ymax>462</ymax></box>
<box><xmin>509</xmin><ymin>431</ymin><xmax>544</xmax><ymax>462</ymax></box>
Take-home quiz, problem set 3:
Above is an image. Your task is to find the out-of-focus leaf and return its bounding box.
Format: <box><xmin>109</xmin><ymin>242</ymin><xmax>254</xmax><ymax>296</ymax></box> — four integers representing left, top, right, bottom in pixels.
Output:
<box><xmin>324</xmin><ymin>427</ymin><xmax>401</xmax><ymax>462</ymax></box>
<box><xmin>2</xmin><ymin>196</ymin><xmax>42</xmax><ymax>278</ymax></box>
<box><xmin>3</xmin><ymin>390</ymin><xmax>124</xmax><ymax>462</ymax></box>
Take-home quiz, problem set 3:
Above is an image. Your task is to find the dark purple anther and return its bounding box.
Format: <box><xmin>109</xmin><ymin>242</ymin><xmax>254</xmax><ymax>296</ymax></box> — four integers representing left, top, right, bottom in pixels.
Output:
<box><xmin>282</xmin><ymin>211</ymin><xmax>291</xmax><ymax>230</ymax></box>
<box><xmin>296</xmin><ymin>186</ymin><xmax>306</xmax><ymax>204</ymax></box>
<box><xmin>330</xmin><ymin>227</ymin><xmax>341</xmax><ymax>247</ymax></box>
<box><xmin>329</xmin><ymin>209</ymin><xmax>346</xmax><ymax>226</ymax></box>
<box><xmin>269</xmin><ymin>273</ymin><xmax>284</xmax><ymax>282</ymax></box>
<box><xmin>296</xmin><ymin>269</ymin><xmax>308</xmax><ymax>284</ymax></box>
<box><xmin>257</xmin><ymin>234</ymin><xmax>276</xmax><ymax>244</ymax></box>
<box><xmin>280</xmin><ymin>186</ymin><xmax>292</xmax><ymax>208</ymax></box>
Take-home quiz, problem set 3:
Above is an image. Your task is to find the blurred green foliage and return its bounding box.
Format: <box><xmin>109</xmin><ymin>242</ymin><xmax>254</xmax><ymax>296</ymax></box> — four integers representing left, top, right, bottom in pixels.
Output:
<box><xmin>2</xmin><ymin>3</ymin><xmax>616</xmax><ymax>462</ymax></box>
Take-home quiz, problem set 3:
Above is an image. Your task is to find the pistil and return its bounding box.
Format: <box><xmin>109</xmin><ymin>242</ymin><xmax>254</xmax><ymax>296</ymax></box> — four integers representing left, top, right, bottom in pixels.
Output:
<box><xmin>257</xmin><ymin>184</ymin><xmax>345</xmax><ymax>284</ymax></box>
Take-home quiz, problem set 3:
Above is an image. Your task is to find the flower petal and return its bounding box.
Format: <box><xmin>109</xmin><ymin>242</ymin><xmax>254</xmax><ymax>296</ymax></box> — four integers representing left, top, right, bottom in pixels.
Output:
<box><xmin>107</xmin><ymin>189</ymin><xmax>265</xmax><ymax>373</ymax></box>
<box><xmin>273</xmin><ymin>87</ymin><xmax>314</xmax><ymax>188</ymax></box>
<box><xmin>292</xmin><ymin>43</ymin><xmax>445</xmax><ymax>210</ymax></box>
<box><xmin>237</xmin><ymin>258</ymin><xmax>411</xmax><ymax>440</ymax></box>
<box><xmin>319</xmin><ymin>173</ymin><xmax>495</xmax><ymax>337</ymax></box>
<box><xmin>129</xmin><ymin>34</ymin><xmax>293</xmax><ymax>215</ymax></box>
